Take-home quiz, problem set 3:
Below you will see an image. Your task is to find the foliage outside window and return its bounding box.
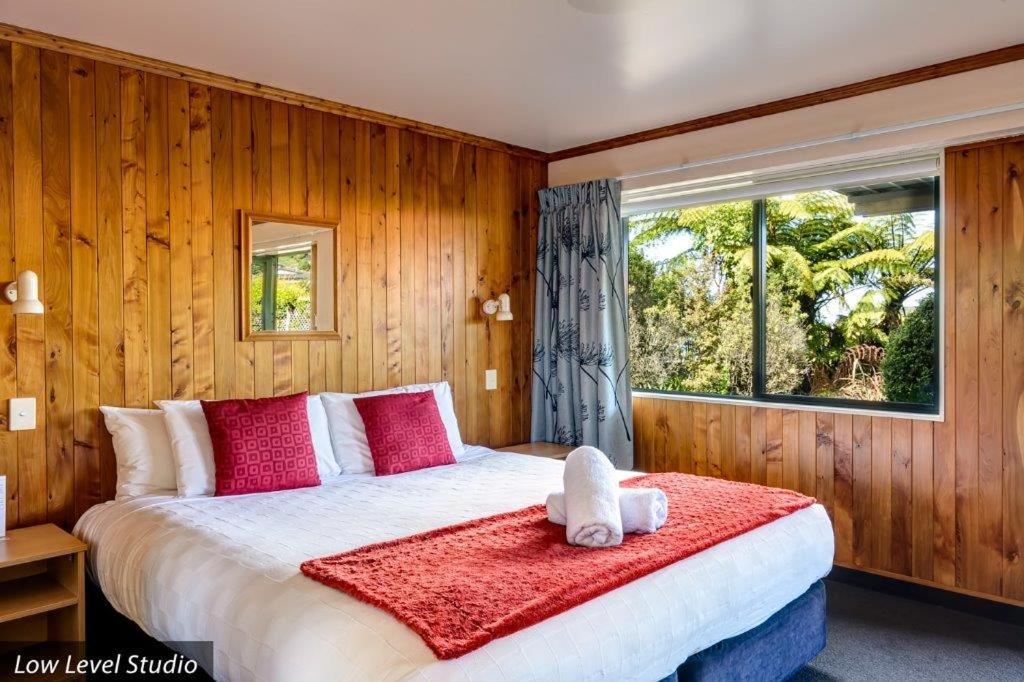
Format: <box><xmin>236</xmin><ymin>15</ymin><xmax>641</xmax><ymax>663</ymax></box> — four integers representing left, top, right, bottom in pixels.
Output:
<box><xmin>627</xmin><ymin>175</ymin><xmax>939</xmax><ymax>413</ymax></box>
<box><xmin>250</xmin><ymin>248</ymin><xmax>315</xmax><ymax>332</ymax></box>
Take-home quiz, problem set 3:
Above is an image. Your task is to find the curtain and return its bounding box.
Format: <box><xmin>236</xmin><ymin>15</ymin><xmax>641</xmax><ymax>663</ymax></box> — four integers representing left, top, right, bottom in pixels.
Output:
<box><xmin>531</xmin><ymin>179</ymin><xmax>633</xmax><ymax>469</ymax></box>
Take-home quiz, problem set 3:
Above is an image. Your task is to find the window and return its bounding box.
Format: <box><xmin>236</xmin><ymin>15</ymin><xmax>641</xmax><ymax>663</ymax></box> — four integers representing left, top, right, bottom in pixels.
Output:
<box><xmin>627</xmin><ymin>165</ymin><xmax>939</xmax><ymax>414</ymax></box>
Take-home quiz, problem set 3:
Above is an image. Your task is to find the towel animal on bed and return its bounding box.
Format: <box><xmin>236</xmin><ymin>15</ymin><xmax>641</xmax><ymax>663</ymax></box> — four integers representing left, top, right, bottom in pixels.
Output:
<box><xmin>551</xmin><ymin>446</ymin><xmax>668</xmax><ymax>548</ymax></box>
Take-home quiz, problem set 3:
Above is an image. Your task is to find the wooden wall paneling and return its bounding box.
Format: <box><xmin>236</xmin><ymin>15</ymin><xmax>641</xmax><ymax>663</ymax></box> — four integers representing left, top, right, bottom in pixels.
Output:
<box><xmin>427</xmin><ymin>137</ymin><xmax>441</xmax><ymax>386</ymax></box>
<box><xmin>1002</xmin><ymin>140</ymin><xmax>1024</xmax><ymax>602</ymax></box>
<box><xmin>338</xmin><ymin>117</ymin><xmax>357</xmax><ymax>392</ymax></box>
<box><xmin>385</xmin><ymin>126</ymin><xmax>402</xmax><ymax>388</ymax></box>
<box><xmin>304</xmin><ymin>107</ymin><xmax>325</xmax><ymax>391</ymax></box>
<box><xmin>734</xmin><ymin>405</ymin><xmax>751</xmax><ymax>481</ymax></box>
<box><xmin>250</xmin><ymin>97</ymin><xmax>274</xmax><ymax>398</ymax></box>
<box><xmin>691</xmin><ymin>401</ymin><xmax>707</xmax><ymax>476</ymax></box>
<box><xmin>472</xmin><ymin>147</ymin><xmax>488</xmax><ymax>441</ymax></box>
<box><xmin>495</xmin><ymin>149</ymin><xmax>514</xmax><ymax>445</ymax></box>
<box><xmin>321</xmin><ymin>113</ymin><xmax>342</xmax><ymax>393</ymax></box>
<box><xmin>143</xmin><ymin>73</ymin><xmax>170</xmax><ymax>405</ymax></box>
<box><xmin>977</xmin><ymin>144</ymin><xmax>1005</xmax><ymax>594</ymax></box>
<box><xmin>230</xmin><ymin>93</ymin><xmax>254</xmax><ymax>398</ymax></box>
<box><xmin>870</xmin><ymin>417</ymin><xmax>893</xmax><ymax>571</ymax></box>
<box><xmin>851</xmin><ymin>415</ymin><xmax>872</xmax><ymax>567</ymax></box>
<box><xmin>764</xmin><ymin>408</ymin><xmax>782</xmax><ymax>487</ymax></box>
<box><xmin>781</xmin><ymin>410</ymin><xmax>798</xmax><ymax>491</ymax></box>
<box><xmin>833</xmin><ymin>413</ymin><xmax>854</xmax><ymax>564</ymax></box>
<box><xmin>797</xmin><ymin>411</ymin><xmax>815</xmax><ymax>497</ymax></box>
<box><xmin>462</xmin><ymin>144</ymin><xmax>480</xmax><ymax>444</ymax></box>
<box><xmin>210</xmin><ymin>88</ymin><xmax>234</xmax><ymax>399</ymax></box>
<box><xmin>288</xmin><ymin>106</ymin><xmax>310</xmax><ymax>395</ymax></box>
<box><xmin>40</xmin><ymin>49</ymin><xmax>73</xmax><ymax>527</ymax></box>
<box><xmin>751</xmin><ymin>407</ymin><xmax>766</xmax><ymax>485</ymax></box>
<box><xmin>954</xmin><ymin>148</ymin><xmax>981</xmax><ymax>590</ymax></box>
<box><xmin>452</xmin><ymin>142</ymin><xmax>467</xmax><ymax>425</ymax></box>
<box><xmin>370</xmin><ymin>123</ymin><xmax>387</xmax><ymax>391</ymax></box>
<box><xmin>706</xmin><ymin>403</ymin><xmax>721</xmax><ymax>477</ymax></box>
<box><xmin>0</xmin><ymin>38</ymin><xmax>541</xmax><ymax>536</ymax></box>
<box><xmin>814</xmin><ymin>413</ymin><xmax>834</xmax><ymax>515</ymax></box>
<box><xmin>189</xmin><ymin>84</ymin><xmax>214</xmax><ymax>398</ymax></box>
<box><xmin>911</xmin><ymin>419</ymin><xmax>934</xmax><ymax>580</ymax></box>
<box><xmin>353</xmin><ymin>120</ymin><xmax>372</xmax><ymax>393</ymax></box>
<box><xmin>0</xmin><ymin>41</ymin><xmax>18</xmax><ymax>520</ymax></box>
<box><xmin>890</xmin><ymin>418</ymin><xmax>913</xmax><ymax>575</ymax></box>
<box><xmin>439</xmin><ymin>140</ymin><xmax>454</xmax><ymax>393</ymax></box>
<box><xmin>934</xmin><ymin>152</ymin><xmax>958</xmax><ymax>586</ymax></box>
<box><xmin>94</xmin><ymin>61</ymin><xmax>123</xmax><ymax>500</ymax></box>
<box><xmin>167</xmin><ymin>78</ymin><xmax>193</xmax><ymax>400</ymax></box>
<box><xmin>398</xmin><ymin>129</ymin><xmax>416</xmax><ymax>388</ymax></box>
<box><xmin>69</xmin><ymin>55</ymin><xmax>101</xmax><ymax>520</ymax></box>
<box><xmin>720</xmin><ymin>404</ymin><xmax>735</xmax><ymax>480</ymax></box>
<box><xmin>13</xmin><ymin>43</ymin><xmax>46</xmax><ymax>525</ymax></box>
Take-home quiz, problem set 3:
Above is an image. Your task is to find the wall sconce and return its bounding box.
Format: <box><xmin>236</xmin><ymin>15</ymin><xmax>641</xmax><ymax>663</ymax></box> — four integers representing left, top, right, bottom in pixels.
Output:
<box><xmin>482</xmin><ymin>293</ymin><xmax>513</xmax><ymax>322</ymax></box>
<box><xmin>4</xmin><ymin>270</ymin><xmax>44</xmax><ymax>315</ymax></box>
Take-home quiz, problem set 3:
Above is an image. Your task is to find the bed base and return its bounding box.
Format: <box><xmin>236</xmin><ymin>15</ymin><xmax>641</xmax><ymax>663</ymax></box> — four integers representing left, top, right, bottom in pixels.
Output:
<box><xmin>88</xmin><ymin>578</ymin><xmax>824</xmax><ymax>682</ymax></box>
<box><xmin>660</xmin><ymin>580</ymin><xmax>826</xmax><ymax>682</ymax></box>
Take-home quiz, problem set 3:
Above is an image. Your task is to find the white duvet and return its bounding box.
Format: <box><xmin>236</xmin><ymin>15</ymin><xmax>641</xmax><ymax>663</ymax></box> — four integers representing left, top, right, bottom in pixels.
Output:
<box><xmin>75</xmin><ymin>447</ymin><xmax>834</xmax><ymax>682</ymax></box>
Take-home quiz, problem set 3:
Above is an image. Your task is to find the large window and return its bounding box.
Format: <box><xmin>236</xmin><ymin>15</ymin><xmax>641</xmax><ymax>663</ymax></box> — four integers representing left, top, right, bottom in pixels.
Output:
<box><xmin>628</xmin><ymin>171</ymin><xmax>939</xmax><ymax>414</ymax></box>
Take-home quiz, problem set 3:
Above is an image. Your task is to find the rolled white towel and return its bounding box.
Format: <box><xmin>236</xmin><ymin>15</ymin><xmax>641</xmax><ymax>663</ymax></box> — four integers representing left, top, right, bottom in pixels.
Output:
<box><xmin>562</xmin><ymin>446</ymin><xmax>623</xmax><ymax>548</ymax></box>
<box><xmin>547</xmin><ymin>487</ymin><xmax>668</xmax><ymax>534</ymax></box>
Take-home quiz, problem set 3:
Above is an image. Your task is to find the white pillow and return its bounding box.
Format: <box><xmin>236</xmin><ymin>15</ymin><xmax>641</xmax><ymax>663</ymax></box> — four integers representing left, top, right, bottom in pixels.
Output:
<box><xmin>321</xmin><ymin>381</ymin><xmax>465</xmax><ymax>474</ymax></box>
<box><xmin>156</xmin><ymin>400</ymin><xmax>216</xmax><ymax>497</ymax></box>
<box><xmin>100</xmin><ymin>406</ymin><xmax>177</xmax><ymax>499</ymax></box>
<box><xmin>306</xmin><ymin>395</ymin><xmax>342</xmax><ymax>478</ymax></box>
<box><xmin>157</xmin><ymin>395</ymin><xmax>340</xmax><ymax>497</ymax></box>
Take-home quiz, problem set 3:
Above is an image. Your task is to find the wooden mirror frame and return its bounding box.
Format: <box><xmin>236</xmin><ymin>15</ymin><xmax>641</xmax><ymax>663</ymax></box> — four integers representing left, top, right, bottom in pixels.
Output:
<box><xmin>239</xmin><ymin>210</ymin><xmax>342</xmax><ymax>341</ymax></box>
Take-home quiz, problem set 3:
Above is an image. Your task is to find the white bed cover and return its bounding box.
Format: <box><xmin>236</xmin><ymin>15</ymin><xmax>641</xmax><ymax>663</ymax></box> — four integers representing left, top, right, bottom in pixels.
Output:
<box><xmin>75</xmin><ymin>447</ymin><xmax>834</xmax><ymax>682</ymax></box>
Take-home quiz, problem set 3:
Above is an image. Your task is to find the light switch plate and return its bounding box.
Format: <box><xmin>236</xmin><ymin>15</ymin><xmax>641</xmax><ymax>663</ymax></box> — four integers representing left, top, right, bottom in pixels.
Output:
<box><xmin>485</xmin><ymin>369</ymin><xmax>497</xmax><ymax>390</ymax></box>
<box><xmin>9</xmin><ymin>397</ymin><xmax>35</xmax><ymax>431</ymax></box>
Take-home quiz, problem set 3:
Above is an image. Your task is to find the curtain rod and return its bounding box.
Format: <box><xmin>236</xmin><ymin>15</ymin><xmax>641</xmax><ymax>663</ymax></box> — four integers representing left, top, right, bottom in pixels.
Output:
<box><xmin>618</xmin><ymin>101</ymin><xmax>1024</xmax><ymax>182</ymax></box>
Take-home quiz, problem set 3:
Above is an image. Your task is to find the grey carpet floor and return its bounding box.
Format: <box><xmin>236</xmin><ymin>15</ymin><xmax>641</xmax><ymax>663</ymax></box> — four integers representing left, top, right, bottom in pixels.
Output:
<box><xmin>793</xmin><ymin>581</ymin><xmax>1024</xmax><ymax>681</ymax></box>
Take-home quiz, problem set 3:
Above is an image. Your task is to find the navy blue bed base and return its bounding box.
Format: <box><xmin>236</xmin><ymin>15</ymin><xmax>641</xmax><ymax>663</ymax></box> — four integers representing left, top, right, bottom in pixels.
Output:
<box><xmin>659</xmin><ymin>580</ymin><xmax>826</xmax><ymax>682</ymax></box>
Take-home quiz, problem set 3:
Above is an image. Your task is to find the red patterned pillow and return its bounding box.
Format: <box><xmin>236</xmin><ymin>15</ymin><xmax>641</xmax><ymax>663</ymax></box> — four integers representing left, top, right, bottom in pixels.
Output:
<box><xmin>353</xmin><ymin>391</ymin><xmax>456</xmax><ymax>476</ymax></box>
<box><xmin>201</xmin><ymin>392</ymin><xmax>321</xmax><ymax>496</ymax></box>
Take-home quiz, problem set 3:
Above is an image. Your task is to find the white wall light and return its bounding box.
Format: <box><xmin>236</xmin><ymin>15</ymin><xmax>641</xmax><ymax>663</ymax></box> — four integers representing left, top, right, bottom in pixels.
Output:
<box><xmin>482</xmin><ymin>292</ymin><xmax>513</xmax><ymax>322</ymax></box>
<box><xmin>4</xmin><ymin>270</ymin><xmax>44</xmax><ymax>315</ymax></box>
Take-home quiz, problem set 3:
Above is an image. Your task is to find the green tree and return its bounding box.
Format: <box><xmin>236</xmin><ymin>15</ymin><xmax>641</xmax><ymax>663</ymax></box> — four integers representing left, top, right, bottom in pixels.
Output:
<box><xmin>881</xmin><ymin>294</ymin><xmax>935</xmax><ymax>403</ymax></box>
<box><xmin>628</xmin><ymin>191</ymin><xmax>934</xmax><ymax>398</ymax></box>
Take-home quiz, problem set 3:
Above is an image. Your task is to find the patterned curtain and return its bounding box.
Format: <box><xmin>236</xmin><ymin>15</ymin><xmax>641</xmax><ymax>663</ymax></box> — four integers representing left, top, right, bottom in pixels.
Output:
<box><xmin>531</xmin><ymin>179</ymin><xmax>633</xmax><ymax>469</ymax></box>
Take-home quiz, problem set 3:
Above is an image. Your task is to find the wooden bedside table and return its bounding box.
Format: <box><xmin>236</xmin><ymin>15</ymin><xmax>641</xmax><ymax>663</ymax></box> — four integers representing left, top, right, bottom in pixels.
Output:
<box><xmin>0</xmin><ymin>524</ymin><xmax>86</xmax><ymax>645</ymax></box>
<box><xmin>496</xmin><ymin>442</ymin><xmax>574</xmax><ymax>460</ymax></box>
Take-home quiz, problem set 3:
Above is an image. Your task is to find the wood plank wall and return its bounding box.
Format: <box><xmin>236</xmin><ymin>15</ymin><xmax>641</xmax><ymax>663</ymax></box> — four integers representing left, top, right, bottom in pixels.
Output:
<box><xmin>0</xmin><ymin>40</ymin><xmax>546</xmax><ymax>530</ymax></box>
<box><xmin>633</xmin><ymin>137</ymin><xmax>1024</xmax><ymax>606</ymax></box>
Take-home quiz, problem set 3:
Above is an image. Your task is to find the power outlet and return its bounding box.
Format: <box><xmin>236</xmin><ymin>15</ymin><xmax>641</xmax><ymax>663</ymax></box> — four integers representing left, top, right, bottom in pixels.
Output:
<box><xmin>485</xmin><ymin>369</ymin><xmax>497</xmax><ymax>390</ymax></box>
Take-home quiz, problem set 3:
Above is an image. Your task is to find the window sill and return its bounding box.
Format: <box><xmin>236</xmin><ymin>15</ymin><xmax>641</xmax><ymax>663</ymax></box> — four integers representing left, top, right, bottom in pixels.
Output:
<box><xmin>630</xmin><ymin>390</ymin><xmax>944</xmax><ymax>422</ymax></box>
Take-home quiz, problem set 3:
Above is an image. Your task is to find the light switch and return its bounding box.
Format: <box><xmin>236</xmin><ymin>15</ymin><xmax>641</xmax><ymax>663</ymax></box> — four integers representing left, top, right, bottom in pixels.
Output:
<box><xmin>9</xmin><ymin>397</ymin><xmax>35</xmax><ymax>431</ymax></box>
<box><xmin>485</xmin><ymin>369</ymin><xmax>497</xmax><ymax>390</ymax></box>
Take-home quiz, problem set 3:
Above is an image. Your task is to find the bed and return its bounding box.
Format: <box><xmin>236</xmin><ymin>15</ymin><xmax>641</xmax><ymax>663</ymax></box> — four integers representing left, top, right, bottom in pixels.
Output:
<box><xmin>74</xmin><ymin>446</ymin><xmax>834</xmax><ymax>681</ymax></box>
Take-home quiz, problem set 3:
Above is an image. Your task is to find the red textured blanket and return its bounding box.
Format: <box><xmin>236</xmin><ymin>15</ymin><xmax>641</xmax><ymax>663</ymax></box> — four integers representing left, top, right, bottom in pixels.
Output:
<box><xmin>300</xmin><ymin>472</ymin><xmax>815</xmax><ymax>659</ymax></box>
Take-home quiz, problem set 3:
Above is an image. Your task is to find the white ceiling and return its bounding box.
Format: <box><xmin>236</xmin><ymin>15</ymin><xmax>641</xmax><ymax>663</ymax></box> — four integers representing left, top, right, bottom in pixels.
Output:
<box><xmin>2</xmin><ymin>0</ymin><xmax>1023</xmax><ymax>152</ymax></box>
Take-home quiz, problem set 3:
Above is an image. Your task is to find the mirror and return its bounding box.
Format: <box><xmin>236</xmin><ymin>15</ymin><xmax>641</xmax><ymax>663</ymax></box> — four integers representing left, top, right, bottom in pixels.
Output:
<box><xmin>240</xmin><ymin>212</ymin><xmax>340</xmax><ymax>340</ymax></box>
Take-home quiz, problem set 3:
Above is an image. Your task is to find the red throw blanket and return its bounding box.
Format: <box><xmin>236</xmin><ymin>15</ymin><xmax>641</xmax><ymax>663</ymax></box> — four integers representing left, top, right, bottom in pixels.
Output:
<box><xmin>301</xmin><ymin>472</ymin><xmax>815</xmax><ymax>659</ymax></box>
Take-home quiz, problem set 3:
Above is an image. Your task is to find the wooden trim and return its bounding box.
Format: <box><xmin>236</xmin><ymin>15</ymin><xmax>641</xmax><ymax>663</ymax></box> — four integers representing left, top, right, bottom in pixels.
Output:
<box><xmin>0</xmin><ymin>22</ymin><xmax>547</xmax><ymax>162</ymax></box>
<box><xmin>944</xmin><ymin>132</ymin><xmax>1024</xmax><ymax>154</ymax></box>
<box><xmin>833</xmin><ymin>561</ymin><xmax>1024</xmax><ymax>609</ymax></box>
<box><xmin>550</xmin><ymin>42</ymin><xmax>1024</xmax><ymax>162</ymax></box>
<box><xmin>239</xmin><ymin>210</ymin><xmax>342</xmax><ymax>341</ymax></box>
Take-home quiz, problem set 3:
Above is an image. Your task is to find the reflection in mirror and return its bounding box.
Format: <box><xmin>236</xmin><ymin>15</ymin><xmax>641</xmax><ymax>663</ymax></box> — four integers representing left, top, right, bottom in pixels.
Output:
<box><xmin>241</xmin><ymin>214</ymin><xmax>339</xmax><ymax>339</ymax></box>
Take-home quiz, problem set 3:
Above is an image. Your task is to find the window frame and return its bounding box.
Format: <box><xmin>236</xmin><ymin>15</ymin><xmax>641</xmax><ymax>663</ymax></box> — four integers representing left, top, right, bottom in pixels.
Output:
<box><xmin>628</xmin><ymin>176</ymin><xmax>942</xmax><ymax>417</ymax></box>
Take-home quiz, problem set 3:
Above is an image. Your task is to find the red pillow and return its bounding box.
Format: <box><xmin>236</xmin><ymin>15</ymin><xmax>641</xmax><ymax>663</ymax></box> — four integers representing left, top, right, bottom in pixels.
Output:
<box><xmin>353</xmin><ymin>391</ymin><xmax>456</xmax><ymax>476</ymax></box>
<box><xmin>201</xmin><ymin>392</ymin><xmax>321</xmax><ymax>496</ymax></box>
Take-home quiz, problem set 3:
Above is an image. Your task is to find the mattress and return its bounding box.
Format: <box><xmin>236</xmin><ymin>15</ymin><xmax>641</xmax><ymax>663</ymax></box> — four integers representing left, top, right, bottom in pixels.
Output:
<box><xmin>74</xmin><ymin>447</ymin><xmax>834</xmax><ymax>682</ymax></box>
